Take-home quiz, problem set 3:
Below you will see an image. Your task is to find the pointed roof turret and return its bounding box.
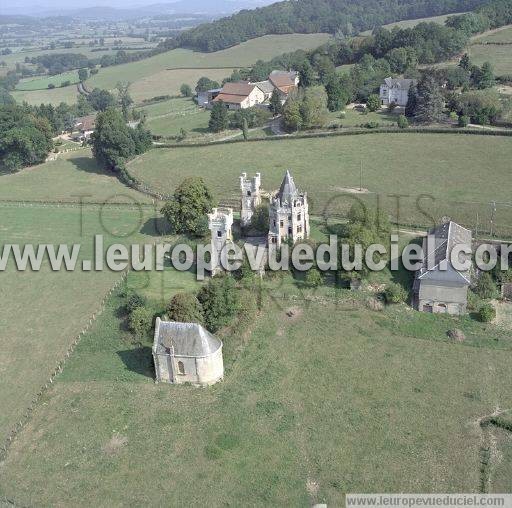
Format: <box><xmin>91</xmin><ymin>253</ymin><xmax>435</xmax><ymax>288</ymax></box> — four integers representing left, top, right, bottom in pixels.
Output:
<box><xmin>278</xmin><ymin>170</ymin><xmax>298</xmax><ymax>204</ymax></box>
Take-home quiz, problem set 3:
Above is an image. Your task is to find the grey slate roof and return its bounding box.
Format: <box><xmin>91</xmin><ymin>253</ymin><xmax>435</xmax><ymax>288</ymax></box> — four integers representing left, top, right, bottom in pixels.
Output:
<box><xmin>154</xmin><ymin>319</ymin><xmax>222</xmax><ymax>357</ymax></box>
<box><xmin>254</xmin><ymin>80</ymin><xmax>275</xmax><ymax>94</ymax></box>
<box><xmin>278</xmin><ymin>170</ymin><xmax>299</xmax><ymax>204</ymax></box>
<box><xmin>418</xmin><ymin>221</ymin><xmax>472</xmax><ymax>283</ymax></box>
<box><xmin>383</xmin><ymin>77</ymin><xmax>415</xmax><ymax>89</ymax></box>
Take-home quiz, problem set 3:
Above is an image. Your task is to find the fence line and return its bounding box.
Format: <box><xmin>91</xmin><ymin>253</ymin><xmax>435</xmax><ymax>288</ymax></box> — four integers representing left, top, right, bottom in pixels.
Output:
<box><xmin>0</xmin><ymin>271</ymin><xmax>128</xmax><ymax>466</ymax></box>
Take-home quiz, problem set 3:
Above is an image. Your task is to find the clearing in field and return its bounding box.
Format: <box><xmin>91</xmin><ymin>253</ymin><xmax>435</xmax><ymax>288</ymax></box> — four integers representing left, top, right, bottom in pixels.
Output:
<box><xmin>1</xmin><ymin>286</ymin><xmax>511</xmax><ymax>505</ymax></box>
<box><xmin>127</xmin><ymin>133</ymin><xmax>512</xmax><ymax>237</ymax></box>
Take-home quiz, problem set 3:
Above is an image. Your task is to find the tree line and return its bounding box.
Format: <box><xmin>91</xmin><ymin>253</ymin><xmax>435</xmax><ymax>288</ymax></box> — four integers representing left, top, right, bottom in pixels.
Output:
<box><xmin>176</xmin><ymin>0</ymin><xmax>489</xmax><ymax>52</ymax></box>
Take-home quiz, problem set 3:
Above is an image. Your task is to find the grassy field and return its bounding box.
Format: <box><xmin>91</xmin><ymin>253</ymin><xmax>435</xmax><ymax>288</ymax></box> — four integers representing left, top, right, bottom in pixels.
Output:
<box><xmin>146</xmin><ymin>109</ymin><xmax>210</xmax><ymax>138</ymax></box>
<box><xmin>1</xmin><ymin>286</ymin><xmax>511</xmax><ymax>505</ymax></box>
<box><xmin>0</xmin><ymin>149</ymin><xmax>150</xmax><ymax>204</ymax></box>
<box><xmin>469</xmin><ymin>43</ymin><xmax>512</xmax><ymax>76</ymax></box>
<box><xmin>11</xmin><ymin>84</ymin><xmax>80</xmax><ymax>106</ymax></box>
<box><xmin>0</xmin><ymin>150</ymin><xmax>160</xmax><ymax>439</ymax></box>
<box><xmin>15</xmin><ymin>70</ymin><xmax>80</xmax><ymax>91</ymax></box>
<box><xmin>473</xmin><ymin>25</ymin><xmax>512</xmax><ymax>43</ymax></box>
<box><xmin>128</xmin><ymin>133</ymin><xmax>512</xmax><ymax>237</ymax></box>
<box><xmin>0</xmin><ymin>204</ymin><xmax>162</xmax><ymax>439</ymax></box>
<box><xmin>12</xmin><ymin>33</ymin><xmax>331</xmax><ymax>105</ymax></box>
<box><xmin>360</xmin><ymin>12</ymin><xmax>462</xmax><ymax>35</ymax></box>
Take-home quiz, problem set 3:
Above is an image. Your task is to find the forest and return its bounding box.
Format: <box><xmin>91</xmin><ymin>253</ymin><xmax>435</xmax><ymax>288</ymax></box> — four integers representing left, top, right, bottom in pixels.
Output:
<box><xmin>176</xmin><ymin>0</ymin><xmax>491</xmax><ymax>52</ymax></box>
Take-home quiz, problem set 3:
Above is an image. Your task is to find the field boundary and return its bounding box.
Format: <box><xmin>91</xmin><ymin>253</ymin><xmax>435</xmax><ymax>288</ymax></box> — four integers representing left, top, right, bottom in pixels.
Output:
<box><xmin>153</xmin><ymin>126</ymin><xmax>512</xmax><ymax>149</ymax></box>
<box><xmin>0</xmin><ymin>272</ymin><xmax>128</xmax><ymax>468</ymax></box>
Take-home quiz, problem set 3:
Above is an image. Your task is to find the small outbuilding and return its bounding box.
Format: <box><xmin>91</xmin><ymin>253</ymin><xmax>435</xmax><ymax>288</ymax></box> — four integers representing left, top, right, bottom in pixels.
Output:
<box><xmin>152</xmin><ymin>318</ymin><xmax>224</xmax><ymax>386</ymax></box>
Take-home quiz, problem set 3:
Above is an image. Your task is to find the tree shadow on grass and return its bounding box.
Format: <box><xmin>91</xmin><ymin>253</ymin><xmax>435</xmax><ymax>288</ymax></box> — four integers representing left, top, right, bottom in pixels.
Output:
<box><xmin>117</xmin><ymin>346</ymin><xmax>154</xmax><ymax>378</ymax></box>
<box><xmin>140</xmin><ymin>216</ymin><xmax>172</xmax><ymax>237</ymax></box>
<box><xmin>69</xmin><ymin>156</ymin><xmax>106</xmax><ymax>176</ymax></box>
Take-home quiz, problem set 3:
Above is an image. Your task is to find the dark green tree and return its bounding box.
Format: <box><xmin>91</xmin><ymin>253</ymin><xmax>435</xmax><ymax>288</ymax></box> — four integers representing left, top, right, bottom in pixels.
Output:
<box><xmin>414</xmin><ymin>74</ymin><xmax>444</xmax><ymax>124</ymax></box>
<box><xmin>78</xmin><ymin>68</ymin><xmax>88</xmax><ymax>82</ymax></box>
<box><xmin>160</xmin><ymin>177</ymin><xmax>214</xmax><ymax>237</ymax></box>
<box><xmin>180</xmin><ymin>83</ymin><xmax>193</xmax><ymax>97</ymax></box>
<box><xmin>116</xmin><ymin>82</ymin><xmax>133</xmax><ymax>121</ymax></box>
<box><xmin>197</xmin><ymin>275</ymin><xmax>239</xmax><ymax>332</ymax></box>
<box><xmin>325</xmin><ymin>74</ymin><xmax>348</xmax><ymax>112</ymax></box>
<box><xmin>242</xmin><ymin>117</ymin><xmax>249</xmax><ymax>140</ymax></box>
<box><xmin>87</xmin><ymin>88</ymin><xmax>116</xmax><ymax>112</ymax></box>
<box><xmin>405</xmin><ymin>84</ymin><xmax>418</xmax><ymax>117</ymax></box>
<box><xmin>167</xmin><ymin>292</ymin><xmax>204</xmax><ymax>323</ymax></box>
<box><xmin>459</xmin><ymin>53</ymin><xmax>471</xmax><ymax>71</ymax></box>
<box><xmin>208</xmin><ymin>101</ymin><xmax>229</xmax><ymax>133</ymax></box>
<box><xmin>478</xmin><ymin>62</ymin><xmax>495</xmax><ymax>89</ymax></box>
<box><xmin>195</xmin><ymin>76</ymin><xmax>220</xmax><ymax>92</ymax></box>
<box><xmin>269</xmin><ymin>89</ymin><xmax>282</xmax><ymax>115</ymax></box>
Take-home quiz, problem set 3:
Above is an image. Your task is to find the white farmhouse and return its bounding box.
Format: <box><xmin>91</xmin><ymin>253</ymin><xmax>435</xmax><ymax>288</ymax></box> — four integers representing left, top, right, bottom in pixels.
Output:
<box><xmin>379</xmin><ymin>77</ymin><xmax>415</xmax><ymax>107</ymax></box>
<box><xmin>153</xmin><ymin>318</ymin><xmax>224</xmax><ymax>386</ymax></box>
<box><xmin>212</xmin><ymin>82</ymin><xmax>265</xmax><ymax>110</ymax></box>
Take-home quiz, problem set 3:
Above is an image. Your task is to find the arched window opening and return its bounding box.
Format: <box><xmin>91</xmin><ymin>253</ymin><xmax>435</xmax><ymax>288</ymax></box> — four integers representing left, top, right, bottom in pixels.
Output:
<box><xmin>177</xmin><ymin>361</ymin><xmax>185</xmax><ymax>375</ymax></box>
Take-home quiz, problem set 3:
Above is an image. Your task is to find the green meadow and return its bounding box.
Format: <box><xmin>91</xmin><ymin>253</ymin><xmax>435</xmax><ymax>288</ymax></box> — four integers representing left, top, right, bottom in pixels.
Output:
<box><xmin>128</xmin><ymin>132</ymin><xmax>512</xmax><ymax>237</ymax></box>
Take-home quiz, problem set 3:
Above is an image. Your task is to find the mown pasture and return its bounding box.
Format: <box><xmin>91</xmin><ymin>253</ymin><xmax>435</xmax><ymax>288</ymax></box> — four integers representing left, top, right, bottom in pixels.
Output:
<box><xmin>127</xmin><ymin>132</ymin><xmax>512</xmax><ymax>237</ymax></box>
<box><xmin>1</xmin><ymin>289</ymin><xmax>511</xmax><ymax>505</ymax></box>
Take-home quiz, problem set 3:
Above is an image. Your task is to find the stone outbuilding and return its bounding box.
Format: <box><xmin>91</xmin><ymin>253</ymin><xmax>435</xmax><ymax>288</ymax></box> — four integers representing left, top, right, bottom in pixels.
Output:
<box><xmin>413</xmin><ymin>221</ymin><xmax>472</xmax><ymax>315</ymax></box>
<box><xmin>152</xmin><ymin>318</ymin><xmax>224</xmax><ymax>386</ymax></box>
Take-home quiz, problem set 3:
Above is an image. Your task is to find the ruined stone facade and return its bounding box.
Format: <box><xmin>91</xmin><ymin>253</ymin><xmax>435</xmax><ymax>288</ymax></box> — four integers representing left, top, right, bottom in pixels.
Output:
<box><xmin>240</xmin><ymin>172</ymin><xmax>261</xmax><ymax>227</ymax></box>
<box><xmin>208</xmin><ymin>207</ymin><xmax>234</xmax><ymax>275</ymax></box>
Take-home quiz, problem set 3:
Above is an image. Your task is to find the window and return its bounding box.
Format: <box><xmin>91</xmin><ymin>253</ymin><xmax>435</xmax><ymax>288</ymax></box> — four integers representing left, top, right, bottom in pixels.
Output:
<box><xmin>247</xmin><ymin>190</ymin><xmax>251</xmax><ymax>197</ymax></box>
<box><xmin>177</xmin><ymin>361</ymin><xmax>185</xmax><ymax>375</ymax></box>
<box><xmin>273</xmin><ymin>220</ymin><xmax>276</xmax><ymax>227</ymax></box>
<box><xmin>217</xmin><ymin>230</ymin><xmax>222</xmax><ymax>238</ymax></box>
<box><xmin>297</xmin><ymin>225</ymin><xmax>302</xmax><ymax>233</ymax></box>
<box><xmin>288</xmin><ymin>227</ymin><xmax>292</xmax><ymax>235</ymax></box>
<box><xmin>271</xmin><ymin>237</ymin><xmax>277</xmax><ymax>244</ymax></box>
<box><xmin>280</xmin><ymin>220</ymin><xmax>284</xmax><ymax>228</ymax></box>
<box><xmin>297</xmin><ymin>213</ymin><xmax>301</xmax><ymax>221</ymax></box>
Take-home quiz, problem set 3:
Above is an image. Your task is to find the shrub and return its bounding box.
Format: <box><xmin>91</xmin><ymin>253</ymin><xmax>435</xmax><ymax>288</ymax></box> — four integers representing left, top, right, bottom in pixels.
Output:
<box><xmin>47</xmin><ymin>83</ymin><xmax>55</xmax><ymax>89</ymax></box>
<box><xmin>363</xmin><ymin>121</ymin><xmax>380</xmax><ymax>129</ymax></box>
<box><xmin>366</xmin><ymin>297</ymin><xmax>384</xmax><ymax>311</ymax></box>
<box><xmin>474</xmin><ymin>272</ymin><xmax>498</xmax><ymax>299</ymax></box>
<box><xmin>305</xmin><ymin>268</ymin><xmax>323</xmax><ymax>287</ymax></box>
<box><xmin>167</xmin><ymin>292</ymin><xmax>203</xmax><ymax>323</ymax></box>
<box><xmin>366</xmin><ymin>94</ymin><xmax>381</xmax><ymax>112</ymax></box>
<box><xmin>126</xmin><ymin>292</ymin><xmax>147</xmax><ymax>313</ymax></box>
<box><xmin>61</xmin><ymin>80</ymin><xmax>71</xmax><ymax>87</ymax></box>
<box><xmin>478</xmin><ymin>303</ymin><xmax>496</xmax><ymax>323</ymax></box>
<box><xmin>128</xmin><ymin>306</ymin><xmax>153</xmax><ymax>337</ymax></box>
<box><xmin>384</xmin><ymin>282</ymin><xmax>407</xmax><ymax>304</ymax></box>
<box><xmin>197</xmin><ymin>275</ymin><xmax>239</xmax><ymax>332</ymax></box>
<box><xmin>397</xmin><ymin>115</ymin><xmax>409</xmax><ymax>129</ymax></box>
<box><xmin>458</xmin><ymin>114</ymin><xmax>469</xmax><ymax>127</ymax></box>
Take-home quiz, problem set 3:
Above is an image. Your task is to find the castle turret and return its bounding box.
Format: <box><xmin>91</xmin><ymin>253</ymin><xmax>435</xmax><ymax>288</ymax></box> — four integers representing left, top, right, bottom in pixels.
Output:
<box><xmin>240</xmin><ymin>172</ymin><xmax>261</xmax><ymax>227</ymax></box>
<box><xmin>208</xmin><ymin>207</ymin><xmax>234</xmax><ymax>275</ymax></box>
<box><xmin>268</xmin><ymin>170</ymin><xmax>309</xmax><ymax>248</ymax></box>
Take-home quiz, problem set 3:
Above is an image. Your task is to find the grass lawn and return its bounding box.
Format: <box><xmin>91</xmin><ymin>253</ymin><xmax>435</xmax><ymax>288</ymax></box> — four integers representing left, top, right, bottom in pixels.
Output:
<box><xmin>128</xmin><ymin>133</ymin><xmax>512</xmax><ymax>237</ymax></box>
<box><xmin>1</xmin><ymin>285</ymin><xmax>511</xmax><ymax>505</ymax></box>
<box><xmin>15</xmin><ymin>70</ymin><xmax>80</xmax><ymax>91</ymax></box>
<box><xmin>136</xmin><ymin>96</ymin><xmax>198</xmax><ymax>117</ymax></box>
<box><xmin>0</xmin><ymin>149</ymin><xmax>151</xmax><ymax>204</ymax></box>
<box><xmin>329</xmin><ymin>108</ymin><xmax>400</xmax><ymax>128</ymax></box>
<box><xmin>11</xmin><ymin>83</ymin><xmax>79</xmax><ymax>106</ymax></box>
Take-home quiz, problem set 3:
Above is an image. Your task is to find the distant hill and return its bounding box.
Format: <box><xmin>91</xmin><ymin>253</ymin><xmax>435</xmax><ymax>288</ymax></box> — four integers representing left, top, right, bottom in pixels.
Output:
<box><xmin>177</xmin><ymin>0</ymin><xmax>492</xmax><ymax>51</ymax></box>
<box><xmin>0</xmin><ymin>0</ymin><xmax>276</xmax><ymax>20</ymax></box>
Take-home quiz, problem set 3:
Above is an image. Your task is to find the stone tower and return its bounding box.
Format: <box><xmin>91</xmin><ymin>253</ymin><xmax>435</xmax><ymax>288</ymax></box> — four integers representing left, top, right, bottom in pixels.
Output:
<box><xmin>240</xmin><ymin>172</ymin><xmax>261</xmax><ymax>227</ymax></box>
<box><xmin>208</xmin><ymin>207</ymin><xmax>234</xmax><ymax>274</ymax></box>
<box><xmin>268</xmin><ymin>170</ymin><xmax>309</xmax><ymax>248</ymax></box>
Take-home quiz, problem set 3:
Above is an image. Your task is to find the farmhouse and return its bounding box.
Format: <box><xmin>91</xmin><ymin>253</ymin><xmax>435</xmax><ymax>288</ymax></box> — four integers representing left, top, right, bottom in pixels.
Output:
<box><xmin>212</xmin><ymin>81</ymin><xmax>265</xmax><ymax>110</ymax></box>
<box><xmin>152</xmin><ymin>318</ymin><xmax>224</xmax><ymax>386</ymax></box>
<box><xmin>379</xmin><ymin>77</ymin><xmax>415</xmax><ymax>107</ymax></box>
<box><xmin>72</xmin><ymin>114</ymin><xmax>96</xmax><ymax>141</ymax></box>
<box><xmin>413</xmin><ymin>221</ymin><xmax>472</xmax><ymax>315</ymax></box>
<box><xmin>268</xmin><ymin>70</ymin><xmax>300</xmax><ymax>94</ymax></box>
